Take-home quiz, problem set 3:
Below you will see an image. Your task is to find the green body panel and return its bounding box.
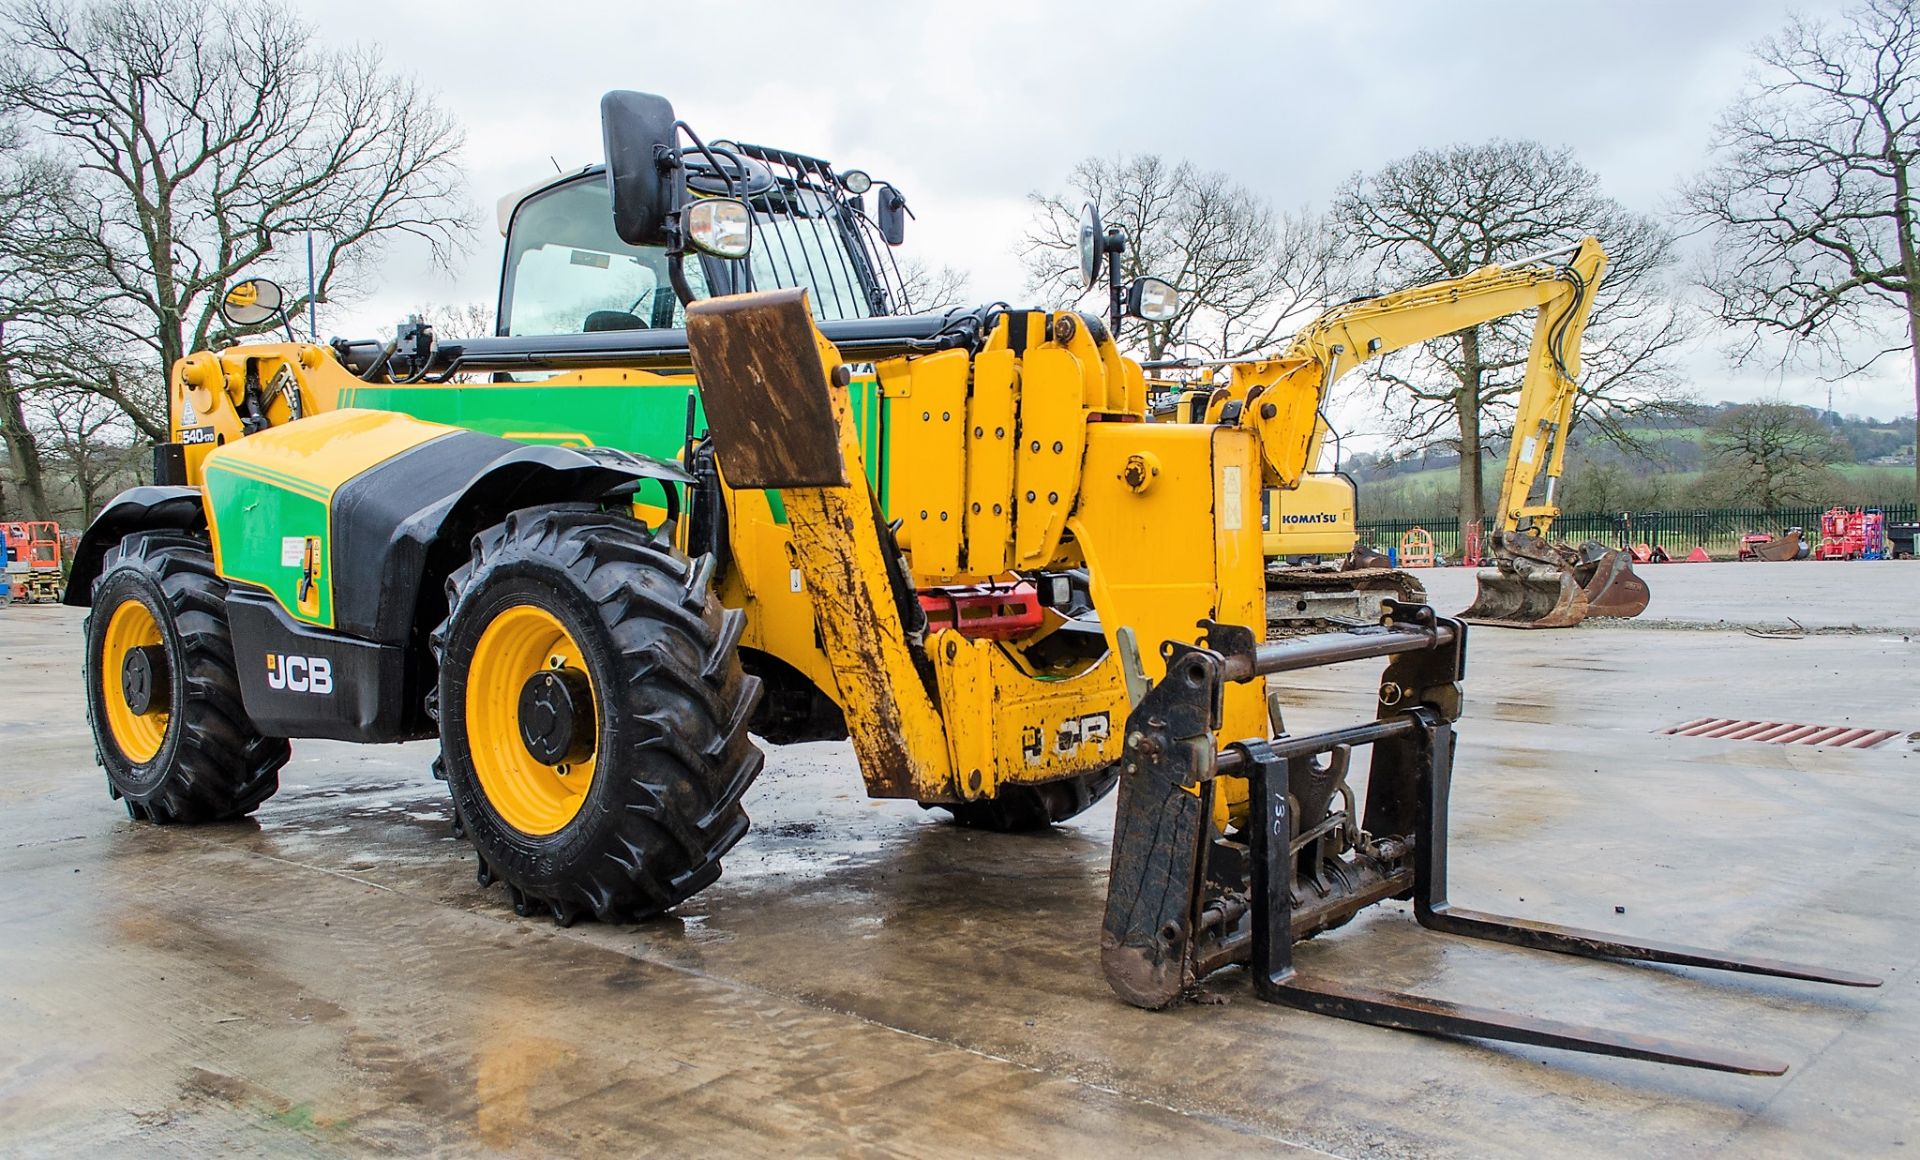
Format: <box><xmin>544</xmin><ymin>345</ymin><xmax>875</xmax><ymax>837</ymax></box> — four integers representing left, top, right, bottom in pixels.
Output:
<box><xmin>202</xmin><ymin>460</ymin><xmax>335</xmax><ymax>626</ymax></box>
<box><xmin>341</xmin><ymin>377</ymin><xmax>891</xmax><ymax>516</ymax></box>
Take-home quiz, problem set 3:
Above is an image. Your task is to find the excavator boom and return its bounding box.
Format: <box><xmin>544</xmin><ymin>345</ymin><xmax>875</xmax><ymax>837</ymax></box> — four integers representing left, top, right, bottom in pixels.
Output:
<box><xmin>1185</xmin><ymin>237</ymin><xmax>1647</xmax><ymax>630</ymax></box>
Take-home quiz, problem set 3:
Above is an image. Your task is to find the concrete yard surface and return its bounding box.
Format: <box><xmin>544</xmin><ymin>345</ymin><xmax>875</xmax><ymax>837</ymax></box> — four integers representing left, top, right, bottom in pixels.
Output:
<box><xmin>1</xmin><ymin>561</ymin><xmax>1915</xmax><ymax>1156</ymax></box>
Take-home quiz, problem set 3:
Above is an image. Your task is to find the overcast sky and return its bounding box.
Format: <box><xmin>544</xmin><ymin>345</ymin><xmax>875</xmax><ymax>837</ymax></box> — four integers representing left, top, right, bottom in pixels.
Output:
<box><xmin>286</xmin><ymin>0</ymin><xmax>1911</xmax><ymax>427</ymax></box>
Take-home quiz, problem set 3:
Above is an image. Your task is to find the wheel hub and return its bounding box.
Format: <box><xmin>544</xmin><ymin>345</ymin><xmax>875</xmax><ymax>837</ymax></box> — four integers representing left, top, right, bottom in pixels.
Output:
<box><xmin>121</xmin><ymin>644</ymin><xmax>169</xmax><ymax>716</ymax></box>
<box><xmin>517</xmin><ymin>667</ymin><xmax>595</xmax><ymax>767</ymax></box>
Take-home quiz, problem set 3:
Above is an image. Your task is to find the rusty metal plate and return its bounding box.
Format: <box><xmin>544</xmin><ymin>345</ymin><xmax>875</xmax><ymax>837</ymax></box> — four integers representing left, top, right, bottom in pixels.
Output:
<box><xmin>1662</xmin><ymin>718</ymin><xmax>1904</xmax><ymax>749</ymax></box>
<box><xmin>686</xmin><ymin>288</ymin><xmax>848</xmax><ymax>490</ymax></box>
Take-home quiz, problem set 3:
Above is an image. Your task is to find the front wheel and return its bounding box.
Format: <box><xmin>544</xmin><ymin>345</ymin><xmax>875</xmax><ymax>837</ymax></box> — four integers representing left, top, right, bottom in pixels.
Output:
<box><xmin>83</xmin><ymin>532</ymin><xmax>288</xmax><ymax>822</ymax></box>
<box><xmin>434</xmin><ymin>506</ymin><xmax>764</xmax><ymax>925</ymax></box>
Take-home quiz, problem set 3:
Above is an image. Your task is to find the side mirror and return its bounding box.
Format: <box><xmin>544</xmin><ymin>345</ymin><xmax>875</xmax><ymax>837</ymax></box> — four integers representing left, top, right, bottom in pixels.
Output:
<box><xmin>1078</xmin><ymin>202</ymin><xmax>1103</xmax><ymax>288</ymax></box>
<box><xmin>219</xmin><ymin>278</ymin><xmax>286</xmax><ymax>327</ymax></box>
<box><xmin>601</xmin><ymin>90</ymin><xmax>678</xmax><ymax>246</ymax></box>
<box><xmin>686</xmin><ymin>198</ymin><xmax>753</xmax><ymax>259</ymax></box>
<box><xmin>1125</xmin><ymin>276</ymin><xmax>1180</xmax><ymax>323</ymax></box>
<box><xmin>878</xmin><ymin>184</ymin><xmax>910</xmax><ymax>246</ymax></box>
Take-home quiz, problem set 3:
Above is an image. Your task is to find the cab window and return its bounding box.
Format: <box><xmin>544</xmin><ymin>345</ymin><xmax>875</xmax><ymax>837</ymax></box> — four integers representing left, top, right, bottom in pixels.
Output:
<box><xmin>500</xmin><ymin>177</ymin><xmax>704</xmax><ymax>336</ymax></box>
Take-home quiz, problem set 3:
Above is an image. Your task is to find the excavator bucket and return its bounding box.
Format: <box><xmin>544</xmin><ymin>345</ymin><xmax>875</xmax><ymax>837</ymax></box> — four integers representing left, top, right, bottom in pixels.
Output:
<box><xmin>1571</xmin><ymin>541</ymin><xmax>1650</xmax><ymax>620</ymax></box>
<box><xmin>1460</xmin><ymin>560</ymin><xmax>1589</xmax><ymax>629</ymax></box>
<box><xmin>1460</xmin><ymin>533</ymin><xmax>1648</xmax><ymax>629</ymax></box>
<box><xmin>1751</xmin><ymin>529</ymin><xmax>1805</xmax><ymax>562</ymax></box>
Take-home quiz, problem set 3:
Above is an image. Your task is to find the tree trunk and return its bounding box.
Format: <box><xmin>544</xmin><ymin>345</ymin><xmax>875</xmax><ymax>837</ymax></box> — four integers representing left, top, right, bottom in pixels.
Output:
<box><xmin>1909</xmin><ymin>297</ymin><xmax>1920</xmax><ymax>514</ymax></box>
<box><xmin>1891</xmin><ymin>152</ymin><xmax>1920</xmax><ymax>514</ymax></box>
<box><xmin>1455</xmin><ymin>328</ymin><xmax>1487</xmax><ymax>535</ymax></box>
<box><xmin>0</xmin><ymin>358</ymin><xmax>52</xmax><ymax>520</ymax></box>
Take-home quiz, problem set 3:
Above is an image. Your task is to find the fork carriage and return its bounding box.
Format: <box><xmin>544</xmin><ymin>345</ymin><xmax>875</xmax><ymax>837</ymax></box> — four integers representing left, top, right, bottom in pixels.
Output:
<box><xmin>1103</xmin><ymin>602</ymin><xmax>1879</xmax><ymax>1075</ymax></box>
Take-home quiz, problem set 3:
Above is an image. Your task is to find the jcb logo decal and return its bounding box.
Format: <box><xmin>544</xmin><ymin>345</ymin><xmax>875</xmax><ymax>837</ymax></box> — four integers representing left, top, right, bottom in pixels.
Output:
<box><xmin>1023</xmin><ymin>712</ymin><xmax>1111</xmax><ymax>764</ymax></box>
<box><xmin>266</xmin><ymin>654</ymin><xmax>333</xmax><ymax>695</ymax></box>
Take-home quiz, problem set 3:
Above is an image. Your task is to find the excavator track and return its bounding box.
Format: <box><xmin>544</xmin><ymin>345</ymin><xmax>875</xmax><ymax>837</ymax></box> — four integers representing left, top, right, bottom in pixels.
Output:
<box><xmin>1265</xmin><ymin>566</ymin><xmax>1428</xmax><ymax>637</ymax></box>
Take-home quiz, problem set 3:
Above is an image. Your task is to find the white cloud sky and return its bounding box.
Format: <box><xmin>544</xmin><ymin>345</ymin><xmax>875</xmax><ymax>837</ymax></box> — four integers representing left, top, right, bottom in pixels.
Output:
<box><xmin>287</xmin><ymin>0</ymin><xmax>1913</xmax><ymax>428</ymax></box>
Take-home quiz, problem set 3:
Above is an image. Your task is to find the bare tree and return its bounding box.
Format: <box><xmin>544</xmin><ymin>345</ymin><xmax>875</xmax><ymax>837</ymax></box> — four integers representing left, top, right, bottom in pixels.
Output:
<box><xmin>1333</xmin><ymin>140</ymin><xmax>1692</xmax><ymax>532</ymax></box>
<box><xmin>1021</xmin><ymin>154</ymin><xmax>1334</xmax><ymax>360</ymax></box>
<box><xmin>36</xmin><ymin>386</ymin><xmax>145</xmax><ymax>522</ymax></box>
<box><xmin>0</xmin><ymin>133</ymin><xmax>104</xmax><ymax>518</ymax></box>
<box><xmin>413</xmin><ymin>300</ymin><xmax>496</xmax><ymax>341</ymax></box>
<box><xmin>897</xmin><ymin>259</ymin><xmax>972</xmax><ymax>312</ymax></box>
<box><xmin>1697</xmin><ymin>402</ymin><xmax>1847</xmax><ymax>510</ymax></box>
<box><xmin>0</xmin><ymin>0</ymin><xmax>471</xmax><ymax>438</ymax></box>
<box><xmin>1684</xmin><ymin>0</ymin><xmax>1920</xmax><ymax>510</ymax></box>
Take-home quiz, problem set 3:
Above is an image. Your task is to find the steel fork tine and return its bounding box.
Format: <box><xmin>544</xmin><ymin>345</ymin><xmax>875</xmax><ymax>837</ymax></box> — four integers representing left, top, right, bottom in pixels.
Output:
<box><xmin>1414</xmin><ymin>906</ymin><xmax>1883</xmax><ymax>988</ymax></box>
<box><xmin>1264</xmin><ymin>973</ymin><xmax>1790</xmax><ymax>1076</ymax></box>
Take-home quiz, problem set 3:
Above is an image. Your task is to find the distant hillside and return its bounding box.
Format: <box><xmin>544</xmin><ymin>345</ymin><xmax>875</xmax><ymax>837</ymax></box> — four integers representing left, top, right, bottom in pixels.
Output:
<box><xmin>1349</xmin><ymin>403</ymin><xmax>1915</xmax><ymax>521</ymax></box>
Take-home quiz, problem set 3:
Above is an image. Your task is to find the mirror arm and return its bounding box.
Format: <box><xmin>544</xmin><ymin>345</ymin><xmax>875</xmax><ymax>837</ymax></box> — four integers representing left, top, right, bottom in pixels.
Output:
<box><xmin>659</xmin><ymin>137</ymin><xmax>699</xmax><ymax>308</ymax></box>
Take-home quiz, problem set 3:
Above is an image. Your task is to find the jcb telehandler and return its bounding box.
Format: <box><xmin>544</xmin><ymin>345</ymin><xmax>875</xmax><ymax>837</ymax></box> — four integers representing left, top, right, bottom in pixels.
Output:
<box><xmin>69</xmin><ymin>90</ymin><xmax>1873</xmax><ymax>1075</ymax></box>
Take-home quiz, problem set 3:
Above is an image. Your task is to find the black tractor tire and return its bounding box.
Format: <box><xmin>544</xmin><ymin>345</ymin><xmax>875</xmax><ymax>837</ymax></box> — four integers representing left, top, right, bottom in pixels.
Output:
<box><xmin>433</xmin><ymin>505</ymin><xmax>764</xmax><ymax>925</ymax></box>
<box><xmin>83</xmin><ymin>531</ymin><xmax>288</xmax><ymax>822</ymax></box>
<box><xmin>924</xmin><ymin>764</ymin><xmax>1120</xmax><ymax>832</ymax></box>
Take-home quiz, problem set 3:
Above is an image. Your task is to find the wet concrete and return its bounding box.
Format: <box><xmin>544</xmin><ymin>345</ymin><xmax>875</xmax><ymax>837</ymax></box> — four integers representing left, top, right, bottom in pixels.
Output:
<box><xmin>1417</xmin><ymin>557</ymin><xmax>1920</xmax><ymax>633</ymax></box>
<box><xmin>1</xmin><ymin>567</ymin><xmax>1915</xmax><ymax>1156</ymax></box>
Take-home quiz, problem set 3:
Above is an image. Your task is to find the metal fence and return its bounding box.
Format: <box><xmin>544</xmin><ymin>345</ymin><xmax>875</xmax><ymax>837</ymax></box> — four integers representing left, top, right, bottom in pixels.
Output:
<box><xmin>1358</xmin><ymin>504</ymin><xmax>1919</xmax><ymax>561</ymax></box>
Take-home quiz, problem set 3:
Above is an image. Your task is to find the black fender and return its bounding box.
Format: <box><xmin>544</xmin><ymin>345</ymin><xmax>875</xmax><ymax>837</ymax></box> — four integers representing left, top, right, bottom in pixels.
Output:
<box><xmin>329</xmin><ymin>434</ymin><xmax>693</xmax><ymax>646</ymax></box>
<box><xmin>63</xmin><ymin>486</ymin><xmax>208</xmax><ymax>607</ymax></box>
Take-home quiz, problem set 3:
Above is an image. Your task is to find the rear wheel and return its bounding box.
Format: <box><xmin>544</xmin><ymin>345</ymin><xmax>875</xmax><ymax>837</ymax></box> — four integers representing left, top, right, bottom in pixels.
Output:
<box><xmin>924</xmin><ymin>764</ymin><xmax>1120</xmax><ymax>832</ymax></box>
<box><xmin>83</xmin><ymin>532</ymin><xmax>288</xmax><ymax>822</ymax></box>
<box><xmin>434</xmin><ymin>506</ymin><xmax>764</xmax><ymax>924</ymax></box>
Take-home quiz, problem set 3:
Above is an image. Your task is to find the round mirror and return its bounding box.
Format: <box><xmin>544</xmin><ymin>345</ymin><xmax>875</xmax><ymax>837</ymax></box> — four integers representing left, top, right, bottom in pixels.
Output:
<box><xmin>1078</xmin><ymin>202</ymin><xmax>1103</xmax><ymax>288</ymax></box>
<box><xmin>219</xmin><ymin>278</ymin><xmax>286</xmax><ymax>327</ymax></box>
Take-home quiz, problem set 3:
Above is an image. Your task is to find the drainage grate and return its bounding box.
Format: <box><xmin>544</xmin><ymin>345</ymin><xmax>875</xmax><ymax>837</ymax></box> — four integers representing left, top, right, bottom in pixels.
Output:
<box><xmin>1662</xmin><ymin>718</ymin><xmax>1902</xmax><ymax>749</ymax></box>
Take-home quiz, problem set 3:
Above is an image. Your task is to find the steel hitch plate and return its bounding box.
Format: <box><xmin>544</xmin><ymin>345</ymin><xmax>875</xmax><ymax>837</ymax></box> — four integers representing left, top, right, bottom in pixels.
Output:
<box><xmin>1101</xmin><ymin>602</ymin><xmax>1879</xmax><ymax>1075</ymax></box>
<box><xmin>686</xmin><ymin>288</ymin><xmax>848</xmax><ymax>490</ymax></box>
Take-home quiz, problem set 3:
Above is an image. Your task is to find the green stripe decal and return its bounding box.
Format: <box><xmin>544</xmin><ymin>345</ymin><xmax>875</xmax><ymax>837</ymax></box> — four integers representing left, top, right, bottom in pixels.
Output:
<box><xmin>342</xmin><ymin>376</ymin><xmax>889</xmax><ymax>525</ymax></box>
<box><xmin>205</xmin><ymin>459</ymin><xmax>331</xmax><ymax>502</ymax></box>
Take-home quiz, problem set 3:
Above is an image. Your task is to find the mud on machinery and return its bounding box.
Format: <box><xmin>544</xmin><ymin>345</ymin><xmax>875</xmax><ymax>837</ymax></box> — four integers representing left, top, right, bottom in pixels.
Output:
<box><xmin>68</xmin><ymin>91</ymin><xmax>1874</xmax><ymax>1076</ymax></box>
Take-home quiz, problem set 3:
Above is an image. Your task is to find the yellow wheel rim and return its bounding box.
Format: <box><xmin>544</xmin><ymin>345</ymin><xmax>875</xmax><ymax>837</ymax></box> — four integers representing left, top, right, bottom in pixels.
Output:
<box><xmin>465</xmin><ymin>604</ymin><xmax>599</xmax><ymax>836</ymax></box>
<box><xmin>101</xmin><ymin>598</ymin><xmax>168</xmax><ymax>764</ymax></box>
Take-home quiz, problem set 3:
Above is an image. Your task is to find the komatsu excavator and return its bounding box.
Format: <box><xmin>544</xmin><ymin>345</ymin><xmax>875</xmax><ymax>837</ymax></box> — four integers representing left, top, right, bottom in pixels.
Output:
<box><xmin>1166</xmin><ymin>237</ymin><xmax>1648</xmax><ymax>631</ymax></box>
<box><xmin>66</xmin><ymin>90</ymin><xmax>1867</xmax><ymax>1077</ymax></box>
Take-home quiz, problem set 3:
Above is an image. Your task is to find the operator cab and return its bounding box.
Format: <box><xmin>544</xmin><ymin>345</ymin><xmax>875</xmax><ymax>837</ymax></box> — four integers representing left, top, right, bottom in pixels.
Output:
<box><xmin>498</xmin><ymin>148</ymin><xmax>909</xmax><ymax>339</ymax></box>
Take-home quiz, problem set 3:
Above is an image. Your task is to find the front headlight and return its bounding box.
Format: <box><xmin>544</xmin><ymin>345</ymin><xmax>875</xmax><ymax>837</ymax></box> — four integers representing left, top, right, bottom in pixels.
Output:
<box><xmin>686</xmin><ymin>198</ymin><xmax>754</xmax><ymax>259</ymax></box>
